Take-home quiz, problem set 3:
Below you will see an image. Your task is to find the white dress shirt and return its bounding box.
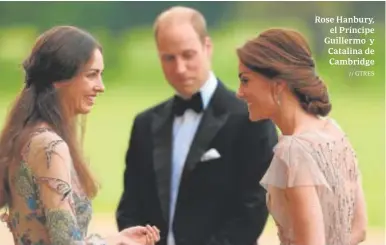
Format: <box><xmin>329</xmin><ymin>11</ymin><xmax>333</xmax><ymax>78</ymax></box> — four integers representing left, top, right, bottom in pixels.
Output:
<box><xmin>167</xmin><ymin>71</ymin><xmax>218</xmax><ymax>245</ymax></box>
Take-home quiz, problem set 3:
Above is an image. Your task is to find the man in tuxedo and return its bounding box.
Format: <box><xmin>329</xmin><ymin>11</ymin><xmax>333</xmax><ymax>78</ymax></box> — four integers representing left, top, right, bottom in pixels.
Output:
<box><xmin>116</xmin><ymin>6</ymin><xmax>278</xmax><ymax>245</ymax></box>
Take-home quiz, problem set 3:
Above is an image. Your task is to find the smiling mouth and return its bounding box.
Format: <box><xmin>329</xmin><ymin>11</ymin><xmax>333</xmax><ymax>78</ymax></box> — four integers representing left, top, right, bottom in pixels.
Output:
<box><xmin>86</xmin><ymin>96</ymin><xmax>96</xmax><ymax>104</ymax></box>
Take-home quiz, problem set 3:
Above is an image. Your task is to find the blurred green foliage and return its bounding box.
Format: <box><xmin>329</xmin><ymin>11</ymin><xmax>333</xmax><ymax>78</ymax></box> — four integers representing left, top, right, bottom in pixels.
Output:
<box><xmin>0</xmin><ymin>1</ymin><xmax>384</xmax><ymax>228</ymax></box>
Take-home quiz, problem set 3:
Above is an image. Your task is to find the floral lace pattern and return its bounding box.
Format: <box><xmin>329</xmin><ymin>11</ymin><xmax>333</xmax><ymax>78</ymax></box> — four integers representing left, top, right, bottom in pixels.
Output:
<box><xmin>1</xmin><ymin>128</ymin><xmax>106</xmax><ymax>245</ymax></box>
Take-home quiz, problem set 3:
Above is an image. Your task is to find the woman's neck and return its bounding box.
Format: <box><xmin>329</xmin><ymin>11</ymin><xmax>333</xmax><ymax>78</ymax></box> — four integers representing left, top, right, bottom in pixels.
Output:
<box><xmin>272</xmin><ymin>102</ymin><xmax>323</xmax><ymax>136</ymax></box>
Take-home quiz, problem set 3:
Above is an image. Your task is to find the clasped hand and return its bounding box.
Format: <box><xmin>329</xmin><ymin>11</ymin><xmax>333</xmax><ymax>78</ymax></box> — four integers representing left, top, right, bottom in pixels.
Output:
<box><xmin>108</xmin><ymin>224</ymin><xmax>160</xmax><ymax>245</ymax></box>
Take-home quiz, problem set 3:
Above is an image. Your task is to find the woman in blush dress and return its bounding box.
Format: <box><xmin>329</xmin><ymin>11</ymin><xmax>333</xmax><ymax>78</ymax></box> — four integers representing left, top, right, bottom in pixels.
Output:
<box><xmin>236</xmin><ymin>28</ymin><xmax>367</xmax><ymax>245</ymax></box>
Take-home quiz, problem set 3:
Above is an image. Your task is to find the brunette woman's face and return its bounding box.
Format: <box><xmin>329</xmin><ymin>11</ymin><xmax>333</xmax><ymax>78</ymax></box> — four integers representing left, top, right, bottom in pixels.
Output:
<box><xmin>236</xmin><ymin>61</ymin><xmax>279</xmax><ymax>121</ymax></box>
<box><xmin>55</xmin><ymin>49</ymin><xmax>105</xmax><ymax>116</ymax></box>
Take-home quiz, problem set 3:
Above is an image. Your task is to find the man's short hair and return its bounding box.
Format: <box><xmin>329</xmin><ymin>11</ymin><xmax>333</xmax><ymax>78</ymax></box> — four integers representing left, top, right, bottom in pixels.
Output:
<box><xmin>153</xmin><ymin>6</ymin><xmax>208</xmax><ymax>43</ymax></box>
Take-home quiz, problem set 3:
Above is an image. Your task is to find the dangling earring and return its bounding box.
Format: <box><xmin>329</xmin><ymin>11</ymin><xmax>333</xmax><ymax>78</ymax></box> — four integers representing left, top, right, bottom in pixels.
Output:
<box><xmin>270</xmin><ymin>83</ymin><xmax>280</xmax><ymax>107</ymax></box>
<box><xmin>275</xmin><ymin>93</ymin><xmax>281</xmax><ymax>106</ymax></box>
<box><xmin>271</xmin><ymin>81</ymin><xmax>282</xmax><ymax>107</ymax></box>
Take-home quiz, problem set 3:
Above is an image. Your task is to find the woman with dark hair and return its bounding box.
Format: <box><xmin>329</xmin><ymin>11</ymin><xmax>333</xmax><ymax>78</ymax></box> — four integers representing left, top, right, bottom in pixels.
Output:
<box><xmin>0</xmin><ymin>26</ymin><xmax>159</xmax><ymax>245</ymax></box>
<box><xmin>236</xmin><ymin>28</ymin><xmax>367</xmax><ymax>245</ymax></box>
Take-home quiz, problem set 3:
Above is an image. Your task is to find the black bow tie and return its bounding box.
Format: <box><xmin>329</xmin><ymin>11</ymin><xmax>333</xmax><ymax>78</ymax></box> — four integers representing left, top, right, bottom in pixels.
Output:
<box><xmin>172</xmin><ymin>92</ymin><xmax>203</xmax><ymax>116</ymax></box>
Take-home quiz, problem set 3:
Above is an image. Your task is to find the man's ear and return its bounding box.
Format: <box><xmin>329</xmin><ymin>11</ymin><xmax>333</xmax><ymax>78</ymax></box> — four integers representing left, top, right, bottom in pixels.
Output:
<box><xmin>204</xmin><ymin>36</ymin><xmax>213</xmax><ymax>59</ymax></box>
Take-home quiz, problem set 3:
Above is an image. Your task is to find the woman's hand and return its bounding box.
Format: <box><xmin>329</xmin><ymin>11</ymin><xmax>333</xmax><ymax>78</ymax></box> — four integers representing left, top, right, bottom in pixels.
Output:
<box><xmin>0</xmin><ymin>211</ymin><xmax>11</xmax><ymax>232</ymax></box>
<box><xmin>120</xmin><ymin>225</ymin><xmax>160</xmax><ymax>245</ymax></box>
<box><xmin>105</xmin><ymin>225</ymin><xmax>160</xmax><ymax>245</ymax></box>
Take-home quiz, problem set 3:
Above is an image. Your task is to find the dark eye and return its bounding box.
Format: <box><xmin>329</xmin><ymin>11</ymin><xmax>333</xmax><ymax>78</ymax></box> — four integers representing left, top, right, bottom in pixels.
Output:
<box><xmin>182</xmin><ymin>51</ymin><xmax>196</xmax><ymax>60</ymax></box>
<box><xmin>162</xmin><ymin>55</ymin><xmax>175</xmax><ymax>62</ymax></box>
<box><xmin>240</xmin><ymin>77</ymin><xmax>249</xmax><ymax>84</ymax></box>
<box><xmin>87</xmin><ymin>72</ymin><xmax>97</xmax><ymax>78</ymax></box>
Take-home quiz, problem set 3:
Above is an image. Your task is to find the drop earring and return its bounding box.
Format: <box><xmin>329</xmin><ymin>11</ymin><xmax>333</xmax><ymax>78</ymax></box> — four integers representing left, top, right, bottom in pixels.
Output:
<box><xmin>275</xmin><ymin>93</ymin><xmax>281</xmax><ymax>106</ymax></box>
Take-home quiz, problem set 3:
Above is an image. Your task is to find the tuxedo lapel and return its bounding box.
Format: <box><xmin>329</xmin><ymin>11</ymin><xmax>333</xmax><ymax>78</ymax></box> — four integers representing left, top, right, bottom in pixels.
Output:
<box><xmin>182</xmin><ymin>83</ymin><xmax>230</xmax><ymax>179</ymax></box>
<box><xmin>151</xmin><ymin>100</ymin><xmax>174</xmax><ymax>224</ymax></box>
<box><xmin>151</xmin><ymin>82</ymin><xmax>231</xmax><ymax>223</ymax></box>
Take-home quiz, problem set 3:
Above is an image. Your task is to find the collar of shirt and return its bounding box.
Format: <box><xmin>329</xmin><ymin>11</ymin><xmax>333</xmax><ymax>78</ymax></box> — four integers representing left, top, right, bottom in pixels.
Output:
<box><xmin>174</xmin><ymin>71</ymin><xmax>218</xmax><ymax>112</ymax></box>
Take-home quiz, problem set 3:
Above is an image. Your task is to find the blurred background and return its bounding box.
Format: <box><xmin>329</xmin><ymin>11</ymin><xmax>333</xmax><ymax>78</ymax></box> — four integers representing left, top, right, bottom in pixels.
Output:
<box><xmin>0</xmin><ymin>1</ymin><xmax>384</xmax><ymax>244</ymax></box>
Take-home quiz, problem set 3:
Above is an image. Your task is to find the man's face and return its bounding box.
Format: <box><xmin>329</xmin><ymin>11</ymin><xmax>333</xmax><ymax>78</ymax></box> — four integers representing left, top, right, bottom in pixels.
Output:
<box><xmin>156</xmin><ymin>22</ymin><xmax>212</xmax><ymax>98</ymax></box>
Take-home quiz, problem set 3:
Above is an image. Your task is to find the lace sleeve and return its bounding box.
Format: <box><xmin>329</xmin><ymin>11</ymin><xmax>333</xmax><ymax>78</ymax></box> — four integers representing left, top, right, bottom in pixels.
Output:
<box><xmin>28</xmin><ymin>132</ymin><xmax>106</xmax><ymax>245</ymax></box>
<box><xmin>260</xmin><ymin>136</ymin><xmax>330</xmax><ymax>190</ymax></box>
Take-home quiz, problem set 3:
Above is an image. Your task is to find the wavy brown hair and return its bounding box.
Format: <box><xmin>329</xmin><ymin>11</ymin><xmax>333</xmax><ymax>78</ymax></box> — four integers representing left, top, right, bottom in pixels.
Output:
<box><xmin>0</xmin><ymin>26</ymin><xmax>101</xmax><ymax>208</ymax></box>
<box><xmin>237</xmin><ymin>28</ymin><xmax>331</xmax><ymax>116</ymax></box>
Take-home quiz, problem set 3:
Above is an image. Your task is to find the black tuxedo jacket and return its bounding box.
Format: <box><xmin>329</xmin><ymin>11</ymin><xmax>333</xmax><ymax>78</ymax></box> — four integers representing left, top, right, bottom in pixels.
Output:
<box><xmin>116</xmin><ymin>81</ymin><xmax>278</xmax><ymax>245</ymax></box>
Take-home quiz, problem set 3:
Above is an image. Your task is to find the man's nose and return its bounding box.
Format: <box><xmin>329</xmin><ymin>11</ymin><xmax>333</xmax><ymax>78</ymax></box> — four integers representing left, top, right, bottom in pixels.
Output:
<box><xmin>176</xmin><ymin>59</ymin><xmax>187</xmax><ymax>74</ymax></box>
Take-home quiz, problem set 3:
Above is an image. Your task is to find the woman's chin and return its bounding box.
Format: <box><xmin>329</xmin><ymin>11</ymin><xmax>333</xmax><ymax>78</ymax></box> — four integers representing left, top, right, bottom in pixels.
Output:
<box><xmin>248</xmin><ymin>111</ymin><xmax>265</xmax><ymax>122</ymax></box>
<box><xmin>76</xmin><ymin>105</ymin><xmax>93</xmax><ymax>115</ymax></box>
<box><xmin>249</xmin><ymin>115</ymin><xmax>261</xmax><ymax>122</ymax></box>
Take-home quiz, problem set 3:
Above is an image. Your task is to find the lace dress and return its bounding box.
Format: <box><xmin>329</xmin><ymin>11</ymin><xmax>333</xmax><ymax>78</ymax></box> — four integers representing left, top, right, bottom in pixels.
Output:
<box><xmin>260</xmin><ymin>118</ymin><xmax>362</xmax><ymax>245</ymax></box>
<box><xmin>1</xmin><ymin>128</ymin><xmax>106</xmax><ymax>245</ymax></box>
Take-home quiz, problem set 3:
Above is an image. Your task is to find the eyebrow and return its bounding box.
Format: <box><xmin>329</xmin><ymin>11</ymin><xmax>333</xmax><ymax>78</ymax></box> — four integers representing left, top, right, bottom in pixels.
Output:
<box><xmin>238</xmin><ymin>72</ymin><xmax>248</xmax><ymax>78</ymax></box>
<box><xmin>161</xmin><ymin>53</ymin><xmax>174</xmax><ymax>58</ymax></box>
<box><xmin>87</xmin><ymin>68</ymin><xmax>103</xmax><ymax>73</ymax></box>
